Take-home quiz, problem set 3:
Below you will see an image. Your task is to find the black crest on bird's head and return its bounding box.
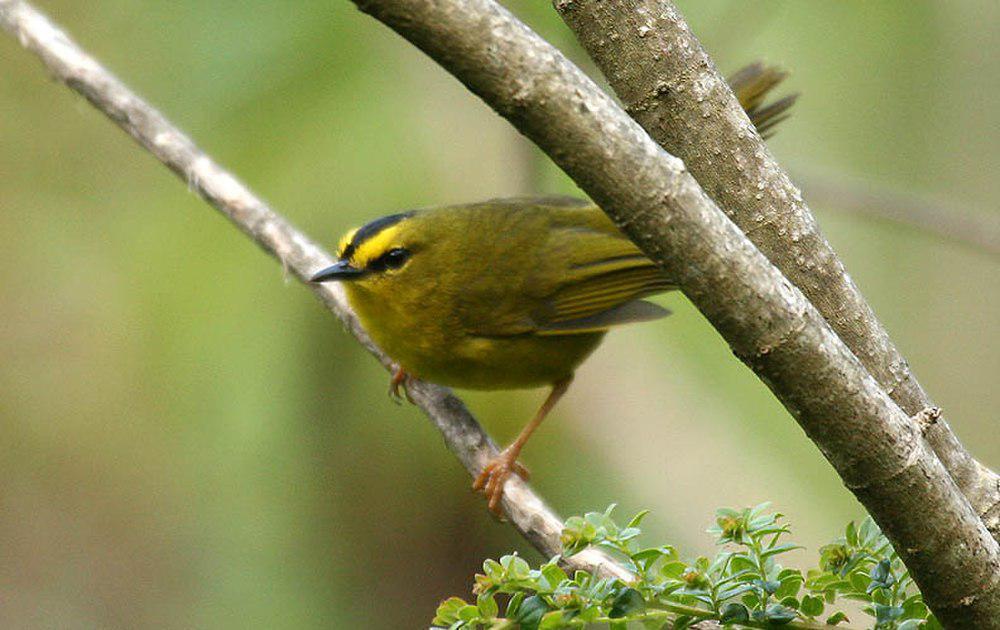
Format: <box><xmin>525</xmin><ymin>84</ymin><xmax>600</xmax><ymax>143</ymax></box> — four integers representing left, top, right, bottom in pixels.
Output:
<box><xmin>339</xmin><ymin>212</ymin><xmax>415</xmax><ymax>262</ymax></box>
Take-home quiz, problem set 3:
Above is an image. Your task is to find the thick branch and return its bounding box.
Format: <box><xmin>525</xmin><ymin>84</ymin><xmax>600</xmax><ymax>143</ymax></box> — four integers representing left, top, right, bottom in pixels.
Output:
<box><xmin>341</xmin><ymin>0</ymin><xmax>1000</xmax><ymax>624</ymax></box>
<box><xmin>0</xmin><ymin>0</ymin><xmax>631</xmax><ymax>583</ymax></box>
<box><xmin>554</xmin><ymin>0</ymin><xmax>1000</xmax><ymax>540</ymax></box>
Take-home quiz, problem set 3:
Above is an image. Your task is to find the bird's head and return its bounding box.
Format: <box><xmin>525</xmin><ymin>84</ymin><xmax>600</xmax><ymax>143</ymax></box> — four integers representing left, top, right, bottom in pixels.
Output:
<box><xmin>310</xmin><ymin>211</ymin><xmax>422</xmax><ymax>292</ymax></box>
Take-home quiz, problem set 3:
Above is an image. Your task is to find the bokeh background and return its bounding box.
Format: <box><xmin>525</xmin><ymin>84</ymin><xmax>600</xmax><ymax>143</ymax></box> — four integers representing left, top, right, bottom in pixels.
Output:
<box><xmin>1</xmin><ymin>1</ymin><xmax>997</xmax><ymax>627</ymax></box>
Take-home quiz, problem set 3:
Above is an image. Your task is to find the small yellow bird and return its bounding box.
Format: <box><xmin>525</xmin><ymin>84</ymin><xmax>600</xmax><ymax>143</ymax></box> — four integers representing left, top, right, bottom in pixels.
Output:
<box><xmin>311</xmin><ymin>64</ymin><xmax>794</xmax><ymax>514</ymax></box>
<box><xmin>312</xmin><ymin>198</ymin><xmax>673</xmax><ymax>512</ymax></box>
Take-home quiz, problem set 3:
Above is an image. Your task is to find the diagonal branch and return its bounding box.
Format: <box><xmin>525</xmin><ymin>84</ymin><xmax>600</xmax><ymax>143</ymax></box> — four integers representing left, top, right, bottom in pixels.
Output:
<box><xmin>341</xmin><ymin>0</ymin><xmax>1000</xmax><ymax>623</ymax></box>
<box><xmin>0</xmin><ymin>0</ymin><xmax>631</xmax><ymax>583</ymax></box>
<box><xmin>554</xmin><ymin>0</ymin><xmax>1000</xmax><ymax>539</ymax></box>
<box><xmin>797</xmin><ymin>169</ymin><xmax>1000</xmax><ymax>259</ymax></box>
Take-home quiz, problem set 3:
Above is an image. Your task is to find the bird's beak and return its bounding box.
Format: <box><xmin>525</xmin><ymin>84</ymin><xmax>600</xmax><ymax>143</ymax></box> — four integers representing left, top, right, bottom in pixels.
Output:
<box><xmin>310</xmin><ymin>260</ymin><xmax>365</xmax><ymax>282</ymax></box>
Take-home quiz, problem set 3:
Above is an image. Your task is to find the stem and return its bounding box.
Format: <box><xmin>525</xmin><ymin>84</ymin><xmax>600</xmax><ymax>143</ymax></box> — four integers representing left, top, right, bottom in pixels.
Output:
<box><xmin>751</xmin><ymin>540</ymin><xmax>770</xmax><ymax>609</ymax></box>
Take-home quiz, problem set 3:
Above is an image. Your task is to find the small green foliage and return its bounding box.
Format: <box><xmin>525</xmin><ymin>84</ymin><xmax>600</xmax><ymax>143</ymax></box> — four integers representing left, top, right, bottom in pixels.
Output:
<box><xmin>431</xmin><ymin>506</ymin><xmax>937</xmax><ymax>629</ymax></box>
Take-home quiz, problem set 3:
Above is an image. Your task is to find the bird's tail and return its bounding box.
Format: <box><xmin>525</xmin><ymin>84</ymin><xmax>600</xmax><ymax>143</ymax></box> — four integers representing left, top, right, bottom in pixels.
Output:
<box><xmin>728</xmin><ymin>62</ymin><xmax>799</xmax><ymax>139</ymax></box>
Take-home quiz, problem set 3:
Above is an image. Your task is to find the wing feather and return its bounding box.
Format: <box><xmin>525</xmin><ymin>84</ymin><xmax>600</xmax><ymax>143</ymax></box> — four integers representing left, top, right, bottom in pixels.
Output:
<box><xmin>452</xmin><ymin>198</ymin><xmax>677</xmax><ymax>338</ymax></box>
<box><xmin>531</xmin><ymin>215</ymin><xmax>676</xmax><ymax>332</ymax></box>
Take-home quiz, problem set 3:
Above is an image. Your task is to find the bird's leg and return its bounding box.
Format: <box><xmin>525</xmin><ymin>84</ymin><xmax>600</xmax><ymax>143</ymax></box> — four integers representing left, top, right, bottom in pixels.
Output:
<box><xmin>388</xmin><ymin>366</ymin><xmax>414</xmax><ymax>404</ymax></box>
<box><xmin>473</xmin><ymin>376</ymin><xmax>573</xmax><ymax>516</ymax></box>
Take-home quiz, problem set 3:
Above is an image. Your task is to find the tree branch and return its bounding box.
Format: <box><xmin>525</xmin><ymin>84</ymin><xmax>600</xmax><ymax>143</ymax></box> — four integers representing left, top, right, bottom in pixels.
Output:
<box><xmin>341</xmin><ymin>0</ymin><xmax>1000</xmax><ymax>623</ymax></box>
<box><xmin>0</xmin><ymin>0</ymin><xmax>631</xmax><ymax>584</ymax></box>
<box><xmin>797</xmin><ymin>169</ymin><xmax>1000</xmax><ymax>259</ymax></box>
<box><xmin>553</xmin><ymin>0</ymin><xmax>1000</xmax><ymax>540</ymax></box>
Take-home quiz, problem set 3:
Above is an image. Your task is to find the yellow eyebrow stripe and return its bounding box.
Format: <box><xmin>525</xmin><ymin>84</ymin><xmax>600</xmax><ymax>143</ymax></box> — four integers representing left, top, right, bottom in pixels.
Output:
<box><xmin>350</xmin><ymin>224</ymin><xmax>404</xmax><ymax>268</ymax></box>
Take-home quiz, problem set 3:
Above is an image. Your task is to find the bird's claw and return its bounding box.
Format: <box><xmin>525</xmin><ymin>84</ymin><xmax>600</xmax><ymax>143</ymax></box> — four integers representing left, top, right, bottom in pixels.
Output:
<box><xmin>388</xmin><ymin>367</ymin><xmax>414</xmax><ymax>404</ymax></box>
<box><xmin>472</xmin><ymin>449</ymin><xmax>530</xmax><ymax>517</ymax></box>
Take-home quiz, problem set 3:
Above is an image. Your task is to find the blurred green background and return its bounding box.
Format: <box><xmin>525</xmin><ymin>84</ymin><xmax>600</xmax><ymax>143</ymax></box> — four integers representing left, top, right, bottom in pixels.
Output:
<box><xmin>1</xmin><ymin>1</ymin><xmax>997</xmax><ymax>627</ymax></box>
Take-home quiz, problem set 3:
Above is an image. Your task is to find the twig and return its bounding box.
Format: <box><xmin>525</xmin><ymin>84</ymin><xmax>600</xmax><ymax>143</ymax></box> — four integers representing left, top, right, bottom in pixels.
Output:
<box><xmin>798</xmin><ymin>170</ymin><xmax>1000</xmax><ymax>259</ymax></box>
<box><xmin>553</xmin><ymin>0</ymin><xmax>1000</xmax><ymax>546</ymax></box>
<box><xmin>345</xmin><ymin>0</ymin><xmax>1000</xmax><ymax>624</ymax></box>
<box><xmin>0</xmin><ymin>0</ymin><xmax>631</xmax><ymax>583</ymax></box>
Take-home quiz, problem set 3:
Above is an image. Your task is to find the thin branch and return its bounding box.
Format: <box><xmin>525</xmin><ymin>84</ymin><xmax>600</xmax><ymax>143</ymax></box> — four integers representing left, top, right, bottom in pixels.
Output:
<box><xmin>0</xmin><ymin>0</ymin><xmax>631</xmax><ymax>584</ymax></box>
<box><xmin>553</xmin><ymin>0</ymin><xmax>1000</xmax><ymax>542</ymax></box>
<box><xmin>342</xmin><ymin>0</ymin><xmax>1000</xmax><ymax>624</ymax></box>
<box><xmin>797</xmin><ymin>169</ymin><xmax>1000</xmax><ymax>259</ymax></box>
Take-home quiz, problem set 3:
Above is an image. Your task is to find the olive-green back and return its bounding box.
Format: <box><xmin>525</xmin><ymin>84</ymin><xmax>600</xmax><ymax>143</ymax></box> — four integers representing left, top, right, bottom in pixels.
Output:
<box><xmin>397</xmin><ymin>197</ymin><xmax>675</xmax><ymax>338</ymax></box>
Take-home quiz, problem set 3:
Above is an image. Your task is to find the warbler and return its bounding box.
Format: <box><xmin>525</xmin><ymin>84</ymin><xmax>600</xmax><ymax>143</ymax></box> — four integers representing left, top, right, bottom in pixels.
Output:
<box><xmin>310</xmin><ymin>63</ymin><xmax>795</xmax><ymax>514</ymax></box>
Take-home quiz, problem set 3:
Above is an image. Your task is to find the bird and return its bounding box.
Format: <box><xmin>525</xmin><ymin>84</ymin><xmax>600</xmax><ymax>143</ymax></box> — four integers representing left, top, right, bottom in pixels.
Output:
<box><xmin>310</xmin><ymin>63</ymin><xmax>796</xmax><ymax>515</ymax></box>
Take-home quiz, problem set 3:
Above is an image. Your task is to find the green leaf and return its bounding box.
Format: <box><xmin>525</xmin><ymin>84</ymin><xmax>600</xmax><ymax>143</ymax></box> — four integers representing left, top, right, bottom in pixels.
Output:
<box><xmin>537</xmin><ymin>610</ymin><xmax>565</xmax><ymax>630</ymax></box>
<box><xmin>619</xmin><ymin>527</ymin><xmax>642</xmax><ymax>542</ymax></box>
<box><xmin>504</xmin><ymin>555</ymin><xmax>531</xmax><ymax>579</ymax></box>
<box><xmin>627</xmin><ymin>509</ymin><xmax>651</xmax><ymax>529</ymax></box>
<box><xmin>761</xmin><ymin>543</ymin><xmax>804</xmax><ymax>560</ymax></box>
<box><xmin>672</xmin><ymin>615</ymin><xmax>696</xmax><ymax>629</ymax></box>
<box><xmin>540</xmin><ymin>564</ymin><xmax>568</xmax><ymax>590</ymax></box>
<box><xmin>477</xmin><ymin>593</ymin><xmax>498</xmax><ymax>619</ymax></box>
<box><xmin>800</xmin><ymin>594</ymin><xmax>824</xmax><ymax>617</ymax></box>
<box><xmin>506</xmin><ymin>592</ymin><xmax>525</xmax><ymax>617</ymax></box>
<box><xmin>874</xmin><ymin>604</ymin><xmax>904</xmax><ymax>625</ymax></box>
<box><xmin>632</xmin><ymin>548</ymin><xmax>665</xmax><ymax>571</ymax></box>
<box><xmin>755</xmin><ymin>579</ymin><xmax>781</xmax><ymax>595</ymax></box>
<box><xmin>825</xmin><ymin>610</ymin><xmax>850</xmax><ymax>625</ymax></box>
<box><xmin>845</xmin><ymin>521</ymin><xmax>858</xmax><ymax>547</ymax></box>
<box><xmin>716</xmin><ymin>582</ymin><xmax>756</xmax><ymax>601</ymax></box>
<box><xmin>901</xmin><ymin>594</ymin><xmax>927</xmax><ymax>620</ymax></box>
<box><xmin>720</xmin><ymin>602</ymin><xmax>750</xmax><ymax>624</ymax></box>
<box><xmin>867</xmin><ymin>559</ymin><xmax>895</xmax><ymax>594</ymax></box>
<box><xmin>742</xmin><ymin>591</ymin><xmax>762</xmax><ymax>610</ymax></box>
<box><xmin>774</xmin><ymin>574</ymin><xmax>803</xmax><ymax>599</ymax></box>
<box><xmin>923</xmin><ymin>614</ymin><xmax>944</xmax><ymax>630</ymax></box>
<box><xmin>762</xmin><ymin>603</ymin><xmax>797</xmax><ymax>624</ymax></box>
<box><xmin>858</xmin><ymin>518</ymin><xmax>881</xmax><ymax>548</ymax></box>
<box><xmin>660</xmin><ymin>560</ymin><xmax>687</xmax><ymax>579</ymax></box>
<box><xmin>779</xmin><ymin>596</ymin><xmax>800</xmax><ymax>610</ymax></box>
<box><xmin>433</xmin><ymin>597</ymin><xmax>469</xmax><ymax>625</ymax></box>
<box><xmin>610</xmin><ymin>587</ymin><xmax>645</xmax><ymax>618</ymax></box>
<box><xmin>515</xmin><ymin>595</ymin><xmax>550</xmax><ymax>630</ymax></box>
<box><xmin>457</xmin><ymin>604</ymin><xmax>480</xmax><ymax>622</ymax></box>
<box><xmin>777</xmin><ymin>568</ymin><xmax>803</xmax><ymax>581</ymax></box>
<box><xmin>483</xmin><ymin>559</ymin><xmax>504</xmax><ymax>580</ymax></box>
<box><xmin>849</xmin><ymin>571</ymin><xmax>869</xmax><ymax>593</ymax></box>
<box><xmin>728</xmin><ymin>554</ymin><xmax>758</xmax><ymax>574</ymax></box>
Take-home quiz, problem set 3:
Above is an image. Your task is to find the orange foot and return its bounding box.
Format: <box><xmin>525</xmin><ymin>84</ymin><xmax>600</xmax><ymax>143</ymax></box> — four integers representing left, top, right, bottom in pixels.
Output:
<box><xmin>388</xmin><ymin>366</ymin><xmax>414</xmax><ymax>404</ymax></box>
<box><xmin>472</xmin><ymin>449</ymin><xmax>531</xmax><ymax>516</ymax></box>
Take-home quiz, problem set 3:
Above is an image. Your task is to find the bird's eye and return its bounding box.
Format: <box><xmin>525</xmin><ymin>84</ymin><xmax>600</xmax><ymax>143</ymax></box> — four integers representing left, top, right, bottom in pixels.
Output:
<box><xmin>372</xmin><ymin>247</ymin><xmax>410</xmax><ymax>272</ymax></box>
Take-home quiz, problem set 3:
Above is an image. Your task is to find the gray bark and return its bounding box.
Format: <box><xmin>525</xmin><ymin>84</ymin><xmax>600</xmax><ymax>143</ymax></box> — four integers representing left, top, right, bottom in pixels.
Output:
<box><xmin>0</xmin><ymin>0</ymin><xmax>630</xmax><ymax>584</ymax></box>
<box><xmin>343</xmin><ymin>0</ymin><xmax>1000</xmax><ymax>624</ymax></box>
<box><xmin>555</xmin><ymin>0</ymin><xmax>1000</xmax><ymax>541</ymax></box>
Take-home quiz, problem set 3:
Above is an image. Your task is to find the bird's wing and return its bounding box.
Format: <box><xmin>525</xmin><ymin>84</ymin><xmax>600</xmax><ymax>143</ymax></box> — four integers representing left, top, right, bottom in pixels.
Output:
<box><xmin>456</xmin><ymin>199</ymin><xmax>675</xmax><ymax>338</ymax></box>
<box><xmin>530</xmin><ymin>207</ymin><xmax>676</xmax><ymax>335</ymax></box>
